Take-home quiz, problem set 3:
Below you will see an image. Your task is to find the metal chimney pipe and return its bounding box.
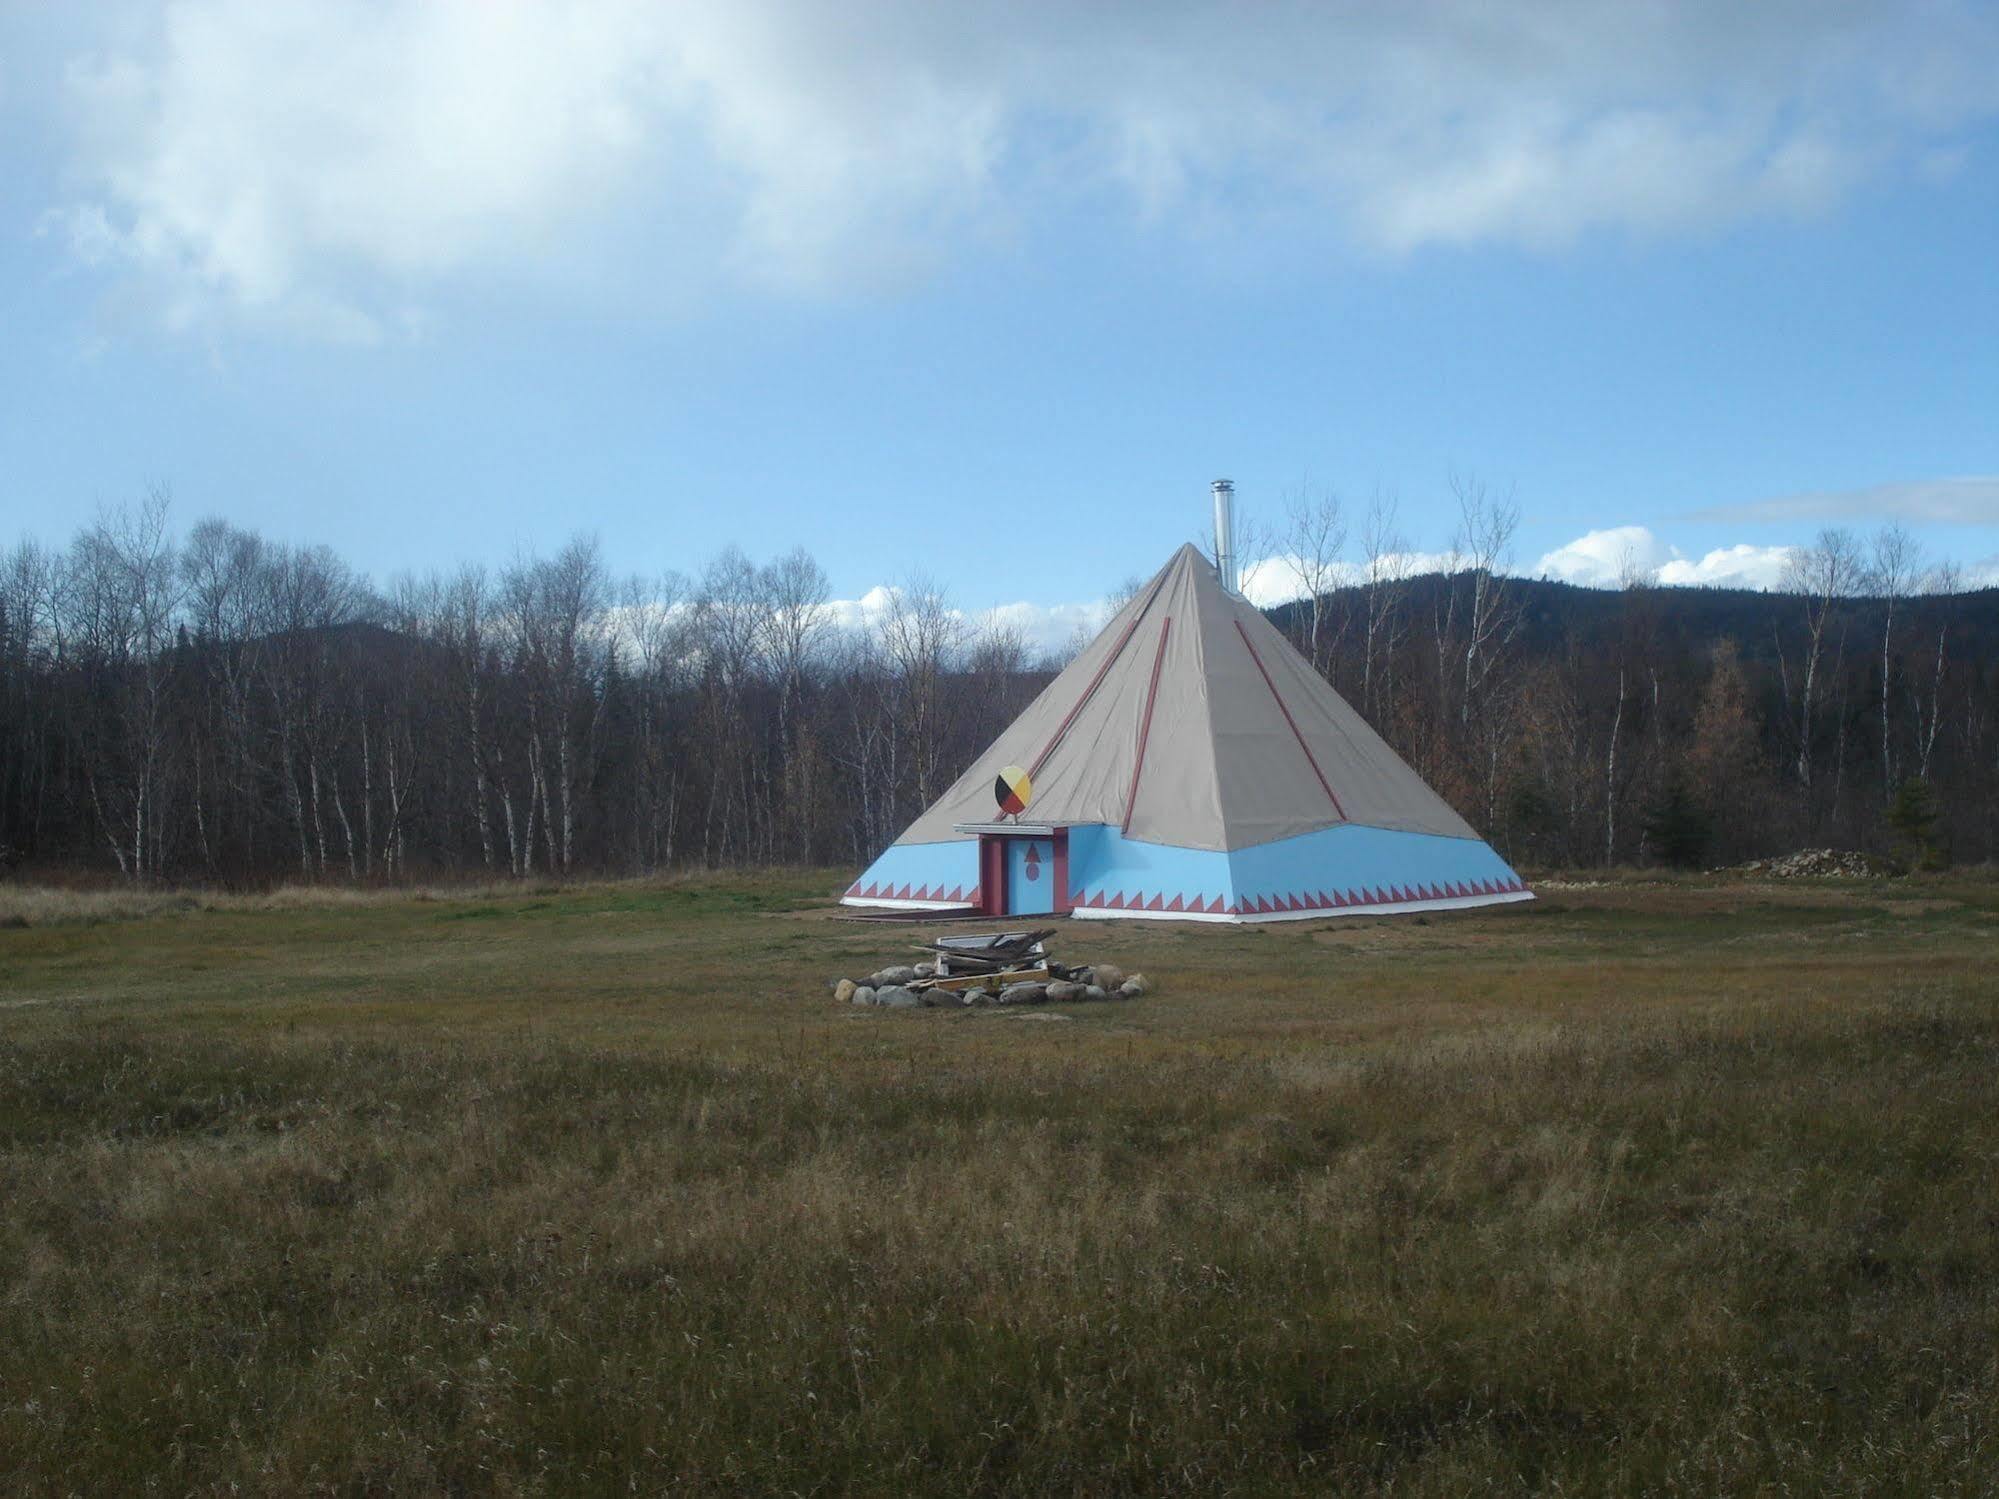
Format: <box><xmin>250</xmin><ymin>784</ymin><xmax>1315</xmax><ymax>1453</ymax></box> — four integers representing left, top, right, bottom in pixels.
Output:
<box><xmin>1211</xmin><ymin>479</ymin><xmax>1236</xmax><ymax>594</ymax></box>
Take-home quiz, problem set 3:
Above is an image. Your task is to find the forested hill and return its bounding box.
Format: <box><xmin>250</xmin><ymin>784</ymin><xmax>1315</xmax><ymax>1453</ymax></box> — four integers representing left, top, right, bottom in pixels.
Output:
<box><xmin>1258</xmin><ymin>566</ymin><xmax>1996</xmax><ymax>870</ymax></box>
<box><xmin>3</xmin><ymin>512</ymin><xmax>1996</xmax><ymax>883</ymax></box>
<box><xmin>1270</xmin><ymin>572</ymin><xmax>1999</xmax><ymax>667</ymax></box>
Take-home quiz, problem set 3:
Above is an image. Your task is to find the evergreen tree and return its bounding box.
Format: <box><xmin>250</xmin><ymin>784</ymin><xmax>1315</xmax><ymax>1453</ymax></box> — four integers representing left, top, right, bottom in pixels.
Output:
<box><xmin>1887</xmin><ymin>777</ymin><xmax>1942</xmax><ymax>869</ymax></box>
<box><xmin>1642</xmin><ymin>777</ymin><xmax>1713</xmax><ymax>869</ymax></box>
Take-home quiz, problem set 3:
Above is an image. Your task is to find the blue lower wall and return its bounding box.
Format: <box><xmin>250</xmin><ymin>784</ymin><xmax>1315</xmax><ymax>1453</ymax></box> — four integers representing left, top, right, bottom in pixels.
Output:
<box><xmin>1067</xmin><ymin>824</ymin><xmax>1233</xmax><ymax>912</ymax></box>
<box><xmin>1070</xmin><ymin>823</ymin><xmax>1525</xmax><ymax>915</ymax></box>
<box><xmin>845</xmin><ymin>824</ymin><xmax>1528</xmax><ymax>916</ymax></box>
<box><xmin>845</xmin><ymin>839</ymin><xmax>980</xmax><ymax>904</ymax></box>
<box><xmin>1229</xmin><ymin>823</ymin><xmax>1523</xmax><ymax>905</ymax></box>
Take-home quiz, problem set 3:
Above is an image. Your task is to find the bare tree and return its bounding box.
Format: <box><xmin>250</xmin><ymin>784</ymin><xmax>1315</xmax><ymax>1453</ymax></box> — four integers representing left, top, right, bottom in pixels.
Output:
<box><xmin>1102</xmin><ymin>574</ymin><xmax>1148</xmax><ymax>617</ymax></box>
<box><xmin>500</xmin><ymin>536</ymin><xmax>610</xmax><ymax>873</ymax></box>
<box><xmin>1909</xmin><ymin>560</ymin><xmax>1960</xmax><ymax>783</ymax></box>
<box><xmin>828</xmin><ymin>628</ymin><xmax>897</xmax><ymax>860</ymax></box>
<box><xmin>254</xmin><ymin>541</ymin><xmax>365</xmax><ymax>878</ymax></box>
<box><xmin>543</xmin><ymin>536</ymin><xmax>611</xmax><ymax>872</ymax></box>
<box><xmin>1278</xmin><ymin>482</ymin><xmax>1349</xmax><ymax>679</ymax></box>
<box><xmin>758</xmin><ymin>547</ymin><xmax>832</xmax><ymax>859</ymax></box>
<box><xmin>622</xmin><ymin>570</ymin><xmax>691</xmax><ymax>870</ymax></box>
<box><xmin>1450</xmin><ymin>473</ymin><xmax>1522</xmax><ymax>727</ymax></box>
<box><xmin>1778</xmin><ymin>527</ymin><xmax>1861</xmax><ymax>791</ymax></box>
<box><xmin>1868</xmin><ymin>524</ymin><xmax>1921</xmax><ymax>802</ymax></box>
<box><xmin>368</xmin><ymin>572</ymin><xmax>442</xmax><ymax>878</ymax></box>
<box><xmin>691</xmin><ymin>546</ymin><xmax>773</xmax><ymax>862</ymax></box>
<box><xmin>1358</xmin><ymin>490</ymin><xmax>1412</xmax><ymax>722</ymax></box>
<box><xmin>1234</xmin><ymin>512</ymin><xmax>1278</xmax><ymax>602</ymax></box>
<box><xmin>1418</xmin><ymin>476</ymin><xmax>1525</xmax><ymax>826</ymax></box>
<box><xmin>64</xmin><ymin>489</ymin><xmax>186</xmax><ymax>879</ymax></box>
<box><xmin>440</xmin><ymin>566</ymin><xmax>501</xmax><ymax>871</ymax></box>
<box><xmin>877</xmin><ymin>574</ymin><xmax>967</xmax><ymax>817</ymax></box>
<box><xmin>180</xmin><ymin>519</ymin><xmax>266</xmax><ymax>872</ymax></box>
<box><xmin>761</xmin><ymin>550</ymin><xmax>832</xmax><ymax>687</ymax></box>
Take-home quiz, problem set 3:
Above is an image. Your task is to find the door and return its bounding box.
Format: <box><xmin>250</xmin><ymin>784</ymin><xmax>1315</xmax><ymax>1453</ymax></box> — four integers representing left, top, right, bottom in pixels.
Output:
<box><xmin>1003</xmin><ymin>837</ymin><xmax>1057</xmax><ymax>915</ymax></box>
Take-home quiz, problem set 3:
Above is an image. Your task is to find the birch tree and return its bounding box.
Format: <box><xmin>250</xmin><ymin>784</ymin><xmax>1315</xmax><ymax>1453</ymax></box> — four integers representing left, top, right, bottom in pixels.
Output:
<box><xmin>1278</xmin><ymin>483</ymin><xmax>1349</xmax><ymax>680</ymax></box>
<box><xmin>64</xmin><ymin>490</ymin><xmax>185</xmax><ymax>879</ymax></box>
<box><xmin>1868</xmin><ymin>524</ymin><xmax>1920</xmax><ymax>802</ymax></box>
<box><xmin>877</xmin><ymin>575</ymin><xmax>966</xmax><ymax>820</ymax></box>
<box><xmin>1358</xmin><ymin>492</ymin><xmax>1412</xmax><ymax>724</ymax></box>
<box><xmin>1778</xmin><ymin>527</ymin><xmax>1860</xmax><ymax>793</ymax></box>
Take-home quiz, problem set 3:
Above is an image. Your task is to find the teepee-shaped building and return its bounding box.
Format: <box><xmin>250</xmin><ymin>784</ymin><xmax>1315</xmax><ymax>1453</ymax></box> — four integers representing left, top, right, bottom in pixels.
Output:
<box><xmin>844</xmin><ymin>541</ymin><xmax>1530</xmax><ymax>922</ymax></box>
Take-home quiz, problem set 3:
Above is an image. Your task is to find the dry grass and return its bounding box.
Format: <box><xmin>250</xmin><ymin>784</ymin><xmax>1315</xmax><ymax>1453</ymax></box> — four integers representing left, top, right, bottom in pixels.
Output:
<box><xmin>2</xmin><ymin>870</ymin><xmax>1997</xmax><ymax>1493</ymax></box>
<box><xmin>0</xmin><ymin>868</ymin><xmax>828</xmax><ymax>930</ymax></box>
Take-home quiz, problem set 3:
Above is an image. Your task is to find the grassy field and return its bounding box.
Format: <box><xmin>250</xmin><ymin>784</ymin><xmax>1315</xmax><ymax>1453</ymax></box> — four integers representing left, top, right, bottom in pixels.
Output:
<box><xmin>2</xmin><ymin>871</ymin><xmax>1996</xmax><ymax>1495</ymax></box>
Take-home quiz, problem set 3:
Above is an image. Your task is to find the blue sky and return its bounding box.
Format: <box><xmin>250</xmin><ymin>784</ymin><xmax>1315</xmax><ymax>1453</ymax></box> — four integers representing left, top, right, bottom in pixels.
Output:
<box><xmin>3</xmin><ymin>2</ymin><xmax>1997</xmax><ymax>643</ymax></box>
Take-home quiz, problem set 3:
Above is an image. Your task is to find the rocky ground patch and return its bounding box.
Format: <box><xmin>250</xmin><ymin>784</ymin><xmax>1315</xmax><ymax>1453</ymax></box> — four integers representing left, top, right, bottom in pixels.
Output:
<box><xmin>1732</xmin><ymin>848</ymin><xmax>1901</xmax><ymax>878</ymax></box>
<box><xmin>834</xmin><ymin>957</ymin><xmax>1148</xmax><ymax>1009</ymax></box>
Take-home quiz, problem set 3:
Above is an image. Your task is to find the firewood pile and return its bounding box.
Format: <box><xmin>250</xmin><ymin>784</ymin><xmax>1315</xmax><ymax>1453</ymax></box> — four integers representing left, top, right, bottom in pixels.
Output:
<box><xmin>833</xmin><ymin>929</ymin><xmax>1148</xmax><ymax>1009</ymax></box>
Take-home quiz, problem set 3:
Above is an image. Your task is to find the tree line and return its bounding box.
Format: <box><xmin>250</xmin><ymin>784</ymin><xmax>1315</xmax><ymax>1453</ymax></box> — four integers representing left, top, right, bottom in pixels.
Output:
<box><xmin>1259</xmin><ymin>483</ymin><xmax>1995</xmax><ymax>870</ymax></box>
<box><xmin>2</xmin><ymin>485</ymin><xmax>1993</xmax><ymax>885</ymax></box>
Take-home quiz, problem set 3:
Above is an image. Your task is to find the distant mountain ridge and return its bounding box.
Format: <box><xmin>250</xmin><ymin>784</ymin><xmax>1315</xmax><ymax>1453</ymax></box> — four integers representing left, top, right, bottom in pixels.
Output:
<box><xmin>1266</xmin><ymin>572</ymin><xmax>1999</xmax><ymax>668</ymax></box>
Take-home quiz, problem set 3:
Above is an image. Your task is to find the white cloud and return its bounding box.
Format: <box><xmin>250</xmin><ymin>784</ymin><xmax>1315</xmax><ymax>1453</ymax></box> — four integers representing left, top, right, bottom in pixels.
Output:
<box><xmin>822</xmin><ymin>585</ymin><xmax>900</xmax><ymax>632</ymax></box>
<box><xmin>1534</xmin><ymin>526</ymin><xmax>1796</xmax><ymax>590</ymax></box>
<box><xmin>1532</xmin><ymin>526</ymin><xmax>1676</xmax><ymax>586</ymax></box>
<box><xmin>974</xmin><ymin>598</ymin><xmax>1112</xmax><ymax>656</ymax></box>
<box><xmin>1243</xmin><ymin>526</ymin><xmax>1803</xmax><ymax>595</ymax></box>
<box><xmin>612</xmin><ymin>580</ymin><xmax>1105</xmax><ymax>664</ymax></box>
<box><xmin>1239</xmin><ymin>557</ymin><xmax>1318</xmax><ymax>608</ymax></box>
<box><xmin>1239</xmin><ymin>549</ymin><xmax>1459</xmax><ymax>607</ymax></box>
<box><xmin>36</xmin><ymin>0</ymin><xmax>1999</xmax><ymax>338</ymax></box>
<box><xmin>823</xmin><ymin>582</ymin><xmax>1109</xmax><ymax>660</ymax></box>
<box><xmin>52</xmin><ymin>1</ymin><xmax>683</xmax><ymax>339</ymax></box>
<box><xmin>1655</xmin><ymin>545</ymin><xmax>1797</xmax><ymax>591</ymax></box>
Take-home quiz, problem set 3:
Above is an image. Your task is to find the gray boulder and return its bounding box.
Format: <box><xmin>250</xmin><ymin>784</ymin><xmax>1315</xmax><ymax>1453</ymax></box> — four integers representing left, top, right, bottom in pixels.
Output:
<box><xmin>962</xmin><ymin>987</ymin><xmax>993</xmax><ymax>1006</ymax></box>
<box><xmin>869</xmin><ymin>964</ymin><xmax>919</xmax><ymax>987</ymax></box>
<box><xmin>875</xmin><ymin>985</ymin><xmax>924</xmax><ymax>1009</ymax></box>
<box><xmin>852</xmin><ymin>986</ymin><xmax>877</xmax><ymax>1006</ymax></box>
<box><xmin>1083</xmin><ymin>985</ymin><xmax>1108</xmax><ymax>1002</ymax></box>
<box><xmin>833</xmin><ymin>978</ymin><xmax>858</xmax><ymax>1004</ymax></box>
<box><xmin>1044</xmin><ymin>980</ymin><xmax>1084</xmax><ymax>1004</ymax></box>
<box><xmin>998</xmin><ymin>982</ymin><xmax>1048</xmax><ymax>1005</ymax></box>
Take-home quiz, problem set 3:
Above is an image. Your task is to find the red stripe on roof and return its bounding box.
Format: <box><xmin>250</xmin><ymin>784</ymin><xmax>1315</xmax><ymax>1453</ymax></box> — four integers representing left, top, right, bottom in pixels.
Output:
<box><xmin>1232</xmin><ymin>619</ymin><xmax>1347</xmax><ymax>821</ymax></box>
<box><xmin>1029</xmin><ymin>569</ymin><xmax>1170</xmax><ymax>781</ymax></box>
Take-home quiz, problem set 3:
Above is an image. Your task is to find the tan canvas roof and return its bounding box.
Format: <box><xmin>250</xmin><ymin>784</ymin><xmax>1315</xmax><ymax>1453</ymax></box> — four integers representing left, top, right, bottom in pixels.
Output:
<box><xmin>898</xmin><ymin>543</ymin><xmax>1478</xmax><ymax>852</ymax></box>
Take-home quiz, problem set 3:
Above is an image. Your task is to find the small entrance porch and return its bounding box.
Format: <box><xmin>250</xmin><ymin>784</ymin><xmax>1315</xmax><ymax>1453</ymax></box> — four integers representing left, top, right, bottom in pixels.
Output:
<box><xmin>957</xmin><ymin>822</ymin><xmax>1073</xmax><ymax>918</ymax></box>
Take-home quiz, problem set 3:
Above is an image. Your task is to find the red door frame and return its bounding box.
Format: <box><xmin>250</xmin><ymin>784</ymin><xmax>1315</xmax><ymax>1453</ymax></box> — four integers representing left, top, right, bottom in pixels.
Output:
<box><xmin>977</xmin><ymin>837</ymin><xmax>1007</xmax><ymax>916</ymax></box>
<box><xmin>977</xmin><ymin>829</ymin><xmax>1071</xmax><ymax>917</ymax></box>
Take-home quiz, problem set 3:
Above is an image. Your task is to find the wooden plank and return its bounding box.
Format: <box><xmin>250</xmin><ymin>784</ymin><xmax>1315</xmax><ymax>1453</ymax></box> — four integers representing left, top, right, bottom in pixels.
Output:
<box><xmin>930</xmin><ymin>929</ymin><xmax>1055</xmax><ymax>953</ymax></box>
<box><xmin>918</xmin><ymin>967</ymin><xmax>1050</xmax><ymax>993</ymax></box>
<box><xmin>911</xmin><ymin>948</ymin><xmax>1022</xmax><ymax>972</ymax></box>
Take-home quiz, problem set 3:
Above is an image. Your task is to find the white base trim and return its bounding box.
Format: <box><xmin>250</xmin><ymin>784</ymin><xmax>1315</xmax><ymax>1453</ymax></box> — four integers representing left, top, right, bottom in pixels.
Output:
<box><xmin>839</xmin><ymin>896</ymin><xmax>976</xmax><ymax>911</ymax></box>
<box><xmin>1070</xmin><ymin>905</ymin><xmax>1238</xmax><ymax>923</ymax></box>
<box><xmin>1071</xmin><ymin>890</ymin><xmax>1534</xmax><ymax>923</ymax></box>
